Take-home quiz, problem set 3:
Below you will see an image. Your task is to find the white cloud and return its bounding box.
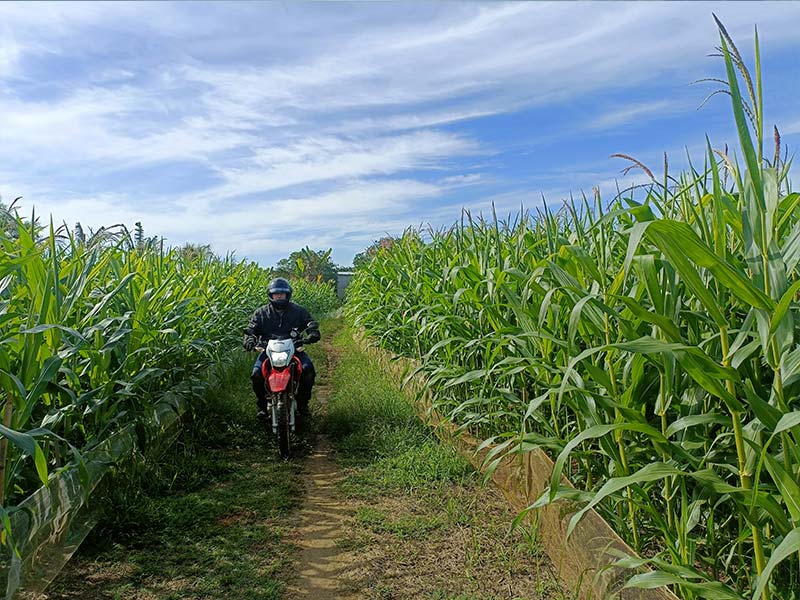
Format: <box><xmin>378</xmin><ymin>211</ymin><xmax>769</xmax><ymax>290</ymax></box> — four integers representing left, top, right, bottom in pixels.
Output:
<box><xmin>202</xmin><ymin>131</ymin><xmax>479</xmax><ymax>200</ymax></box>
<box><xmin>0</xmin><ymin>35</ymin><xmax>20</xmax><ymax>78</ymax></box>
<box><xmin>782</xmin><ymin>120</ymin><xmax>800</xmax><ymax>136</ymax></box>
<box><xmin>440</xmin><ymin>174</ymin><xmax>484</xmax><ymax>187</ymax></box>
<box><xmin>330</xmin><ymin>107</ymin><xmax>503</xmax><ymax>136</ymax></box>
<box><xmin>11</xmin><ymin>177</ymin><xmax>443</xmax><ymax>264</ymax></box>
<box><xmin>0</xmin><ymin>1</ymin><xmax>798</xmax><ymax>265</ymax></box>
<box><xmin>588</xmin><ymin>101</ymin><xmax>678</xmax><ymax>131</ymax></box>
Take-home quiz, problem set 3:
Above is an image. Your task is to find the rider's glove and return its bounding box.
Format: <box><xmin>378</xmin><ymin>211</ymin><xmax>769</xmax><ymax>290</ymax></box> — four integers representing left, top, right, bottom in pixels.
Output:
<box><xmin>243</xmin><ymin>336</ymin><xmax>256</xmax><ymax>351</ymax></box>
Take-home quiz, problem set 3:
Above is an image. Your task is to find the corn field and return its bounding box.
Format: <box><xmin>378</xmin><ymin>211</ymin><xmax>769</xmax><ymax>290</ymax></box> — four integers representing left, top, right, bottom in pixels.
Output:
<box><xmin>348</xmin><ymin>25</ymin><xmax>799</xmax><ymax>600</ymax></box>
<box><xmin>0</xmin><ymin>210</ymin><xmax>337</xmax><ymax>531</ymax></box>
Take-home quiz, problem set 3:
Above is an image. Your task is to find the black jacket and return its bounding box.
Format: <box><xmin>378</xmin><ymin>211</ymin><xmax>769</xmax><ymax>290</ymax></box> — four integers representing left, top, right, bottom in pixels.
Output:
<box><xmin>243</xmin><ymin>302</ymin><xmax>321</xmax><ymax>347</ymax></box>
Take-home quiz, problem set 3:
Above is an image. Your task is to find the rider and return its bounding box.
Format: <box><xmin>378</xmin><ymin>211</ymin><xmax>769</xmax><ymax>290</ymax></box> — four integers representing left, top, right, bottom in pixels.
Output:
<box><xmin>243</xmin><ymin>277</ymin><xmax>320</xmax><ymax>418</ymax></box>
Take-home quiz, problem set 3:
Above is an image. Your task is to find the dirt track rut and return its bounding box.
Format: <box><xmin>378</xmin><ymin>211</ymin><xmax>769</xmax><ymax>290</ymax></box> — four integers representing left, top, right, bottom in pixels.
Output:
<box><xmin>285</xmin><ymin>436</ymin><xmax>358</xmax><ymax>600</ymax></box>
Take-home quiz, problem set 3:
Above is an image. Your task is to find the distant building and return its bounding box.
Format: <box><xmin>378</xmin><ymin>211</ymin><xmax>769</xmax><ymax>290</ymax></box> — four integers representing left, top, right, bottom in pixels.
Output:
<box><xmin>336</xmin><ymin>271</ymin><xmax>355</xmax><ymax>300</ymax></box>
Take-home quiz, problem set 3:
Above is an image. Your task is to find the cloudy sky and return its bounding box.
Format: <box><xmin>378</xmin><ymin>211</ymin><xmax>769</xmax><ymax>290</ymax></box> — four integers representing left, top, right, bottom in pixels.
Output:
<box><xmin>1</xmin><ymin>2</ymin><xmax>798</xmax><ymax>267</ymax></box>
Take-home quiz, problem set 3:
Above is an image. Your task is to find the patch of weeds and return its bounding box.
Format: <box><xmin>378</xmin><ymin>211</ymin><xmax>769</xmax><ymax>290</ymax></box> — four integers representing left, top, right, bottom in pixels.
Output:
<box><xmin>373</xmin><ymin>582</ymin><xmax>396</xmax><ymax>600</ymax></box>
<box><xmin>326</xmin><ymin>326</ymin><xmax>473</xmax><ymax>495</ymax></box>
<box><xmin>341</xmin><ymin>440</ymin><xmax>474</xmax><ymax>498</ymax></box>
<box><xmin>516</xmin><ymin>519</ymin><xmax>544</xmax><ymax>556</ymax></box>
<box><xmin>425</xmin><ymin>593</ymin><xmax>487</xmax><ymax>600</ymax></box>
<box><xmin>335</xmin><ymin>532</ymin><xmax>372</xmax><ymax>551</ymax></box>
<box><xmin>440</xmin><ymin>492</ymin><xmax>478</xmax><ymax>527</ymax></box>
<box><xmin>355</xmin><ymin>506</ymin><xmax>443</xmax><ymax>539</ymax></box>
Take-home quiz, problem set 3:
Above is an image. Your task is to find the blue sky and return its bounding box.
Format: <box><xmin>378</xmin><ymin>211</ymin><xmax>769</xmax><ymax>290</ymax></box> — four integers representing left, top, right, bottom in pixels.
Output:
<box><xmin>0</xmin><ymin>2</ymin><xmax>798</xmax><ymax>267</ymax></box>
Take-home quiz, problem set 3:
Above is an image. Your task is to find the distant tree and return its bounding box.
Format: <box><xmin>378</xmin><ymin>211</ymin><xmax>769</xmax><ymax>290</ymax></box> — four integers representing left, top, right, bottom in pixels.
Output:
<box><xmin>352</xmin><ymin>236</ymin><xmax>397</xmax><ymax>269</ymax></box>
<box><xmin>274</xmin><ymin>246</ymin><xmax>338</xmax><ymax>283</ymax></box>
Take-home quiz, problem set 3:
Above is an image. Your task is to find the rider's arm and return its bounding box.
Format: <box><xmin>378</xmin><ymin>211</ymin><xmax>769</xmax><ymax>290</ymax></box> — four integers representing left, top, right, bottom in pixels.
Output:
<box><xmin>299</xmin><ymin>308</ymin><xmax>320</xmax><ymax>344</ymax></box>
<box><xmin>304</xmin><ymin>320</ymin><xmax>320</xmax><ymax>344</ymax></box>
<box><xmin>243</xmin><ymin>308</ymin><xmax>262</xmax><ymax>349</ymax></box>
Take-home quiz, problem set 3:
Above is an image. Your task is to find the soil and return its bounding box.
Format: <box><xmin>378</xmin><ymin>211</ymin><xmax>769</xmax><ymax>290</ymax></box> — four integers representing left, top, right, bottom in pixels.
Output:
<box><xmin>284</xmin><ymin>436</ymin><xmax>360</xmax><ymax>600</ymax></box>
<box><xmin>285</xmin><ymin>337</ymin><xmax>362</xmax><ymax>600</ymax></box>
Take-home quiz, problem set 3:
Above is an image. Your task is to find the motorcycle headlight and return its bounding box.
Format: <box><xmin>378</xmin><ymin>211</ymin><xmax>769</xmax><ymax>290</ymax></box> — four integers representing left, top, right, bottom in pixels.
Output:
<box><xmin>269</xmin><ymin>351</ymin><xmax>290</xmax><ymax>367</ymax></box>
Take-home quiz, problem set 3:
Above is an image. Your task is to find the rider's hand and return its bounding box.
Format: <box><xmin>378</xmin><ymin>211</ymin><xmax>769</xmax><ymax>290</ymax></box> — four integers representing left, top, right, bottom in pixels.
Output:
<box><xmin>244</xmin><ymin>336</ymin><xmax>256</xmax><ymax>351</ymax></box>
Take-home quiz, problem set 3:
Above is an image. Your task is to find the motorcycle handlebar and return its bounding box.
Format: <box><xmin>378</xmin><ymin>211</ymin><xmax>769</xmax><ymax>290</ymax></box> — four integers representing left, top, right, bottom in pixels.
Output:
<box><xmin>253</xmin><ymin>337</ymin><xmax>307</xmax><ymax>352</ymax></box>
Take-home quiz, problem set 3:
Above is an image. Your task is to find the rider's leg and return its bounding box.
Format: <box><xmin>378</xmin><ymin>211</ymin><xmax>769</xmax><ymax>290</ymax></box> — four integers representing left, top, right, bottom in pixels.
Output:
<box><xmin>251</xmin><ymin>352</ymin><xmax>269</xmax><ymax>413</ymax></box>
<box><xmin>295</xmin><ymin>352</ymin><xmax>315</xmax><ymax>417</ymax></box>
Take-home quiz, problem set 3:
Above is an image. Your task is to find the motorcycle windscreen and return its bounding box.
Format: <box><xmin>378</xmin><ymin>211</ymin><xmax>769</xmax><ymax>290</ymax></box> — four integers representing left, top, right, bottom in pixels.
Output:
<box><xmin>267</xmin><ymin>368</ymin><xmax>292</xmax><ymax>392</ymax></box>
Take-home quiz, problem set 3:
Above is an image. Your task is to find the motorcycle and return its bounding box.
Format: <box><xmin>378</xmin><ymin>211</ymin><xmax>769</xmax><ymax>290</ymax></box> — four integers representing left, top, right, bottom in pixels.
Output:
<box><xmin>255</xmin><ymin>330</ymin><xmax>306</xmax><ymax>459</ymax></box>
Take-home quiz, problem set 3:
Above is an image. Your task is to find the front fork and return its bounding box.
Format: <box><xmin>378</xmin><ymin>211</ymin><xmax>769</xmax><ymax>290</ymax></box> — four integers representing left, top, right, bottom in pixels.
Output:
<box><xmin>266</xmin><ymin>363</ymin><xmax>300</xmax><ymax>433</ymax></box>
<box><xmin>269</xmin><ymin>392</ymin><xmax>298</xmax><ymax>433</ymax></box>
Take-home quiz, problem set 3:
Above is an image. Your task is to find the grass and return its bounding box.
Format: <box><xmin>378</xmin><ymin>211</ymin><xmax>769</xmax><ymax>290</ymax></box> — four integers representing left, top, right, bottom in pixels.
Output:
<box><xmin>354</xmin><ymin>506</ymin><xmax>444</xmax><ymax>539</ymax></box>
<box><xmin>325</xmin><ymin>322</ymin><xmax>473</xmax><ymax>489</ymax></box>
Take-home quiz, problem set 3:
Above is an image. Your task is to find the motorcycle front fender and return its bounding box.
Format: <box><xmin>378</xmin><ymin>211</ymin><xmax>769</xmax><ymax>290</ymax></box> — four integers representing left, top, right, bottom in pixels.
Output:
<box><xmin>268</xmin><ymin>368</ymin><xmax>292</xmax><ymax>392</ymax></box>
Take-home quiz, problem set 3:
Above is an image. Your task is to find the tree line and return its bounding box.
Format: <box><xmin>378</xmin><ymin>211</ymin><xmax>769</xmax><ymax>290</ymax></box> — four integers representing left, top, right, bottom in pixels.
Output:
<box><xmin>1</xmin><ymin>197</ymin><xmax>396</xmax><ymax>283</ymax></box>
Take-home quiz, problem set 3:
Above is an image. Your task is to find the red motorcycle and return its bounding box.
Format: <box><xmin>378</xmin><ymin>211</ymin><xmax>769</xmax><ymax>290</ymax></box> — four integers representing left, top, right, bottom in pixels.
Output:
<box><xmin>255</xmin><ymin>331</ymin><xmax>305</xmax><ymax>459</ymax></box>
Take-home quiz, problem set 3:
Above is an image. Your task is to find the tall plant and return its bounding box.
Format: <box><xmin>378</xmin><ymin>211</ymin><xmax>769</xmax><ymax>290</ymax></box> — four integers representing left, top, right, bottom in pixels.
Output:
<box><xmin>348</xmin><ymin>21</ymin><xmax>800</xmax><ymax>600</ymax></box>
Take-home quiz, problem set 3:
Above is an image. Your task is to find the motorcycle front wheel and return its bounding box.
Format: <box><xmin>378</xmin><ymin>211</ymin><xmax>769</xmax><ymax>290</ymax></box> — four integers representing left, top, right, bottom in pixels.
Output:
<box><xmin>277</xmin><ymin>393</ymin><xmax>291</xmax><ymax>459</ymax></box>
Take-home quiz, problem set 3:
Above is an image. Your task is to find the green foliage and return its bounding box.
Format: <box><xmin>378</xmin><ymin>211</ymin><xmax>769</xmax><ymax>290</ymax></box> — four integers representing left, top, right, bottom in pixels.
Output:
<box><xmin>347</xmin><ymin>23</ymin><xmax>798</xmax><ymax>600</ymax></box>
<box><xmin>288</xmin><ymin>277</ymin><xmax>340</xmax><ymax>316</ymax></box>
<box><xmin>274</xmin><ymin>246</ymin><xmax>339</xmax><ymax>284</ymax></box>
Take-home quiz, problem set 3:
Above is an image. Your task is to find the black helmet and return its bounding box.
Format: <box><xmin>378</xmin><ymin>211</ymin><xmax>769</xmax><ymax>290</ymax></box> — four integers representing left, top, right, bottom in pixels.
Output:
<box><xmin>268</xmin><ymin>277</ymin><xmax>292</xmax><ymax>309</ymax></box>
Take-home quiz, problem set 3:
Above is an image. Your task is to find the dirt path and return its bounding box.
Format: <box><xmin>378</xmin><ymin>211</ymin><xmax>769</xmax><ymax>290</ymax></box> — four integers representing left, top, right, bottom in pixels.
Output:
<box><xmin>286</xmin><ymin>336</ymin><xmax>360</xmax><ymax>600</ymax></box>
<box><xmin>286</xmin><ymin>436</ymin><xmax>357</xmax><ymax>600</ymax></box>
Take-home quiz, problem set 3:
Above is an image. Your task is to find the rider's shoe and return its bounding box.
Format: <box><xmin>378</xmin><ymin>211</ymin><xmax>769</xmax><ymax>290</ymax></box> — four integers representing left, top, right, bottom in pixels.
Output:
<box><xmin>256</xmin><ymin>410</ymin><xmax>269</xmax><ymax>420</ymax></box>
